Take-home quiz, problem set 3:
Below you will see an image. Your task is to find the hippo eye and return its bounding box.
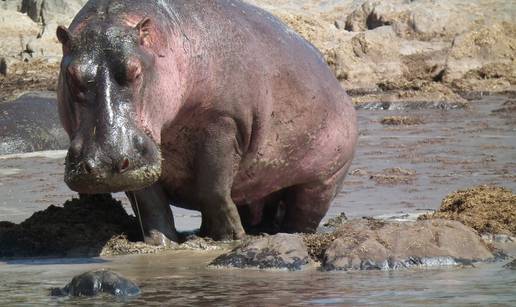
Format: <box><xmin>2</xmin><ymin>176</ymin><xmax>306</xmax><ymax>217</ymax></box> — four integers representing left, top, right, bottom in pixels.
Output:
<box><xmin>67</xmin><ymin>65</ymin><xmax>88</xmax><ymax>103</ymax></box>
<box><xmin>126</xmin><ymin>58</ymin><xmax>142</xmax><ymax>82</ymax></box>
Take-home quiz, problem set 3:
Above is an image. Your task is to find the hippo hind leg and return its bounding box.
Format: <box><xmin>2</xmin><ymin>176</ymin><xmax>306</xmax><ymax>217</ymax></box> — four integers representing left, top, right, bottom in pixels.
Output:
<box><xmin>281</xmin><ymin>161</ymin><xmax>351</xmax><ymax>233</ymax></box>
<box><xmin>238</xmin><ymin>192</ymin><xmax>286</xmax><ymax>235</ymax></box>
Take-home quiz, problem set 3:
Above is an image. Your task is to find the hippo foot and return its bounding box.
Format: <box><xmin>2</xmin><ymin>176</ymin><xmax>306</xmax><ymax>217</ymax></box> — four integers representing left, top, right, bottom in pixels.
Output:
<box><xmin>144</xmin><ymin>229</ymin><xmax>178</xmax><ymax>247</ymax></box>
<box><xmin>50</xmin><ymin>269</ymin><xmax>140</xmax><ymax>297</ymax></box>
<box><xmin>200</xmin><ymin>215</ymin><xmax>245</xmax><ymax>241</ymax></box>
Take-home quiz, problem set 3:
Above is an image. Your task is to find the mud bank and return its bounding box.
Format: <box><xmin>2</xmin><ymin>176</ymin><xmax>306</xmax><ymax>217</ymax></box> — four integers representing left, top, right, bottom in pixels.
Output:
<box><xmin>0</xmin><ymin>194</ymin><xmax>140</xmax><ymax>258</ymax></box>
<box><xmin>2</xmin><ymin>185</ymin><xmax>512</xmax><ymax>273</ymax></box>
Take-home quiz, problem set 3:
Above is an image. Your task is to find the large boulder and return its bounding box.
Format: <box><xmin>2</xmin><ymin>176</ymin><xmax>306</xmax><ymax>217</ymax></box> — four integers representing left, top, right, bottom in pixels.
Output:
<box><xmin>323</xmin><ymin>219</ymin><xmax>494</xmax><ymax>271</ymax></box>
<box><xmin>210</xmin><ymin>233</ymin><xmax>312</xmax><ymax>271</ymax></box>
<box><xmin>20</xmin><ymin>0</ymin><xmax>87</xmax><ymax>24</ymax></box>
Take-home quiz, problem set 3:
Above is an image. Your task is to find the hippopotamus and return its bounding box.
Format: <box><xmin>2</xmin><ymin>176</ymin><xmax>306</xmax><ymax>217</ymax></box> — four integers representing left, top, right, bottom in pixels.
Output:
<box><xmin>57</xmin><ymin>0</ymin><xmax>358</xmax><ymax>246</ymax></box>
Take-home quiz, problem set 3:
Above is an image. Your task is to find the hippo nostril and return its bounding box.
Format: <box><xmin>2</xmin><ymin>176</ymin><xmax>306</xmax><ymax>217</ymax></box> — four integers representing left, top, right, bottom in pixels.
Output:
<box><xmin>118</xmin><ymin>157</ymin><xmax>130</xmax><ymax>173</ymax></box>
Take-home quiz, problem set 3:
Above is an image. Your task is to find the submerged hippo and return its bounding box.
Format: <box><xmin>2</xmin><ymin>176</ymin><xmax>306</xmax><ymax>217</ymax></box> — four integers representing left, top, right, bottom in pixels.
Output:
<box><xmin>57</xmin><ymin>0</ymin><xmax>358</xmax><ymax>245</ymax></box>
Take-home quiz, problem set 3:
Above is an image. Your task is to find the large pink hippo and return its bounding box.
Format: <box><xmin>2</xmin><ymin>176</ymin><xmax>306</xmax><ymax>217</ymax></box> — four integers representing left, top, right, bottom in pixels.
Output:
<box><xmin>57</xmin><ymin>0</ymin><xmax>358</xmax><ymax>245</ymax></box>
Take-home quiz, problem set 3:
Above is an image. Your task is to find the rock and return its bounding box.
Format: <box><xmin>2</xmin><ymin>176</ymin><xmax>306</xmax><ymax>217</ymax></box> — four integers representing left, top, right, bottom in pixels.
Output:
<box><xmin>504</xmin><ymin>259</ymin><xmax>516</xmax><ymax>270</ymax></box>
<box><xmin>20</xmin><ymin>0</ymin><xmax>87</xmax><ymax>24</ymax></box>
<box><xmin>492</xmin><ymin>99</ymin><xmax>516</xmax><ymax>115</ymax></box>
<box><xmin>323</xmin><ymin>212</ymin><xmax>348</xmax><ymax>228</ymax></box>
<box><xmin>0</xmin><ymin>92</ymin><xmax>68</xmax><ymax>155</ymax></box>
<box><xmin>323</xmin><ymin>219</ymin><xmax>494</xmax><ymax>271</ymax></box>
<box><xmin>210</xmin><ymin>233</ymin><xmax>311</xmax><ymax>271</ymax></box>
<box><xmin>444</xmin><ymin>23</ymin><xmax>516</xmax><ymax>91</ymax></box>
<box><xmin>50</xmin><ymin>270</ymin><xmax>140</xmax><ymax>297</ymax></box>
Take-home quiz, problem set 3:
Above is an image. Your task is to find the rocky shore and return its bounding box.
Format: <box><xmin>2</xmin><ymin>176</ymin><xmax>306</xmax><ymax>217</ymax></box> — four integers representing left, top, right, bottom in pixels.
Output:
<box><xmin>1</xmin><ymin>0</ymin><xmax>514</xmax><ymax>104</ymax></box>
<box><xmin>1</xmin><ymin>186</ymin><xmax>514</xmax><ymax>272</ymax></box>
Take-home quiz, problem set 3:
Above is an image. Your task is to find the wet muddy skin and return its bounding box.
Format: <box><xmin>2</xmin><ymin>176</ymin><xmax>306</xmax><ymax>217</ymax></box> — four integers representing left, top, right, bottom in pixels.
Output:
<box><xmin>0</xmin><ymin>94</ymin><xmax>515</xmax><ymax>304</ymax></box>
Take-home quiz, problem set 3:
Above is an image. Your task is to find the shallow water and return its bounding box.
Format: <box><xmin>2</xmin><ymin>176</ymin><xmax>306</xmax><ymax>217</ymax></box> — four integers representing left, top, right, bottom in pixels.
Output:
<box><xmin>1</xmin><ymin>251</ymin><xmax>515</xmax><ymax>306</ymax></box>
<box><xmin>0</xmin><ymin>95</ymin><xmax>515</xmax><ymax>305</ymax></box>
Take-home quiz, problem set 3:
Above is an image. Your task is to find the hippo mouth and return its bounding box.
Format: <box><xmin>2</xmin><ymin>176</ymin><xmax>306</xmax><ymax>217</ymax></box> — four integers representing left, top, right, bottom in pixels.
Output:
<box><xmin>64</xmin><ymin>155</ymin><xmax>162</xmax><ymax>194</ymax></box>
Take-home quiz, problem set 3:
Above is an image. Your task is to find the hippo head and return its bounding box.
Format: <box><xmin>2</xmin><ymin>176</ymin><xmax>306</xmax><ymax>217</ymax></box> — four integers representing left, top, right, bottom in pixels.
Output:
<box><xmin>56</xmin><ymin>19</ymin><xmax>162</xmax><ymax>194</ymax></box>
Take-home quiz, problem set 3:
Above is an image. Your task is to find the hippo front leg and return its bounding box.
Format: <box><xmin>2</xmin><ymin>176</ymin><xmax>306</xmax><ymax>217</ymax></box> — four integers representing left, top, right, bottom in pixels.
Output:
<box><xmin>195</xmin><ymin>117</ymin><xmax>245</xmax><ymax>241</ymax></box>
<box><xmin>126</xmin><ymin>183</ymin><xmax>178</xmax><ymax>246</ymax></box>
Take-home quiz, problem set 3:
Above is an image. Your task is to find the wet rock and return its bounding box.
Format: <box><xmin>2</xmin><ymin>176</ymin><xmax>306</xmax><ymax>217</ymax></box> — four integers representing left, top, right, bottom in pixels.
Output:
<box><xmin>210</xmin><ymin>233</ymin><xmax>311</xmax><ymax>271</ymax></box>
<box><xmin>0</xmin><ymin>92</ymin><xmax>68</xmax><ymax>154</ymax></box>
<box><xmin>50</xmin><ymin>269</ymin><xmax>140</xmax><ymax>297</ymax></box>
<box><xmin>323</xmin><ymin>219</ymin><xmax>494</xmax><ymax>271</ymax></box>
<box><xmin>504</xmin><ymin>259</ymin><xmax>516</xmax><ymax>270</ymax></box>
<box><xmin>492</xmin><ymin>99</ymin><xmax>516</xmax><ymax>115</ymax></box>
<box><xmin>419</xmin><ymin>185</ymin><xmax>516</xmax><ymax>236</ymax></box>
<box><xmin>323</xmin><ymin>212</ymin><xmax>348</xmax><ymax>229</ymax></box>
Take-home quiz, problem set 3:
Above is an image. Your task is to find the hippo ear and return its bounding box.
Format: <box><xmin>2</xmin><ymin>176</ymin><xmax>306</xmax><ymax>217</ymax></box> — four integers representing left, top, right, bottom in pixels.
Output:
<box><xmin>135</xmin><ymin>17</ymin><xmax>152</xmax><ymax>47</ymax></box>
<box><xmin>56</xmin><ymin>26</ymin><xmax>72</xmax><ymax>53</ymax></box>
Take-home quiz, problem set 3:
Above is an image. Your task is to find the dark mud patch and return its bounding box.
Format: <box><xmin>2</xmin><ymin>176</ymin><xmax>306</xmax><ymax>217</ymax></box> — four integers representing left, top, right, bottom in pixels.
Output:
<box><xmin>0</xmin><ymin>194</ymin><xmax>141</xmax><ymax>258</ymax></box>
<box><xmin>419</xmin><ymin>185</ymin><xmax>516</xmax><ymax>236</ymax></box>
<box><xmin>381</xmin><ymin>116</ymin><xmax>424</xmax><ymax>126</ymax></box>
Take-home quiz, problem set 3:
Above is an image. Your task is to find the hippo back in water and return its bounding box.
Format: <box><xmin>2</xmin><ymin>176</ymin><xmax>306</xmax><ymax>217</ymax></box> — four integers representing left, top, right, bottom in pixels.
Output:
<box><xmin>57</xmin><ymin>0</ymin><xmax>358</xmax><ymax>245</ymax></box>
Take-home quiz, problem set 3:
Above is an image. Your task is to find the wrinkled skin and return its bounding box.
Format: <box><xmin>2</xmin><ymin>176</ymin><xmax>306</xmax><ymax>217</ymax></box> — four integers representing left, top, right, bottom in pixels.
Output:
<box><xmin>58</xmin><ymin>0</ymin><xmax>358</xmax><ymax>246</ymax></box>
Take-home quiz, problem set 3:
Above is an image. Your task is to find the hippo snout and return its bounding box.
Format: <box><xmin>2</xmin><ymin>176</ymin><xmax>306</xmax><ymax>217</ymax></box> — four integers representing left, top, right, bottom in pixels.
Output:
<box><xmin>64</xmin><ymin>131</ymin><xmax>162</xmax><ymax>194</ymax></box>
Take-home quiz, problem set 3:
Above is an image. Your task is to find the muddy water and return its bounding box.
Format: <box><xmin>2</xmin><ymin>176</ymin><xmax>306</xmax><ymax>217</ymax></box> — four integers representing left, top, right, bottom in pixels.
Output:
<box><xmin>1</xmin><ymin>251</ymin><xmax>515</xmax><ymax>306</ymax></box>
<box><xmin>0</xmin><ymin>95</ymin><xmax>515</xmax><ymax>305</ymax></box>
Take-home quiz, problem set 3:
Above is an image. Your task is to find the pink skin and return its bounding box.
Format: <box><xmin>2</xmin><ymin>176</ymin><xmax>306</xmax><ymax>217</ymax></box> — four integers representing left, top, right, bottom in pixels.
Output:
<box><xmin>58</xmin><ymin>0</ymin><xmax>357</xmax><ymax>244</ymax></box>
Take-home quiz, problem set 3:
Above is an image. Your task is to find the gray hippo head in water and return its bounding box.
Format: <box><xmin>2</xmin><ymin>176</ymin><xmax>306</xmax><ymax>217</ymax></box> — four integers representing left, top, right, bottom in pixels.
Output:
<box><xmin>56</xmin><ymin>16</ymin><xmax>162</xmax><ymax>194</ymax></box>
